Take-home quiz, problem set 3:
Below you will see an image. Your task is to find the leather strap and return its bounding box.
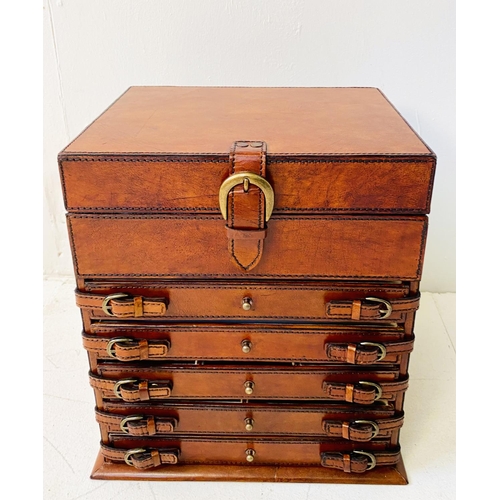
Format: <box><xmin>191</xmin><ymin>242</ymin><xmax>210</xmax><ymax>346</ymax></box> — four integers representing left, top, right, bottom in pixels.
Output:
<box><xmin>100</xmin><ymin>443</ymin><xmax>179</xmax><ymax>469</ymax></box>
<box><xmin>226</xmin><ymin>140</ymin><xmax>267</xmax><ymax>272</ymax></box>
<box><xmin>95</xmin><ymin>410</ymin><xmax>177</xmax><ymax>436</ymax></box>
<box><xmin>325</xmin><ymin>336</ymin><xmax>414</xmax><ymax>364</ymax></box>
<box><xmin>89</xmin><ymin>373</ymin><xmax>172</xmax><ymax>401</ymax></box>
<box><xmin>322</xmin><ymin>377</ymin><xmax>409</xmax><ymax>404</ymax></box>
<box><xmin>322</xmin><ymin>414</ymin><xmax>404</xmax><ymax>441</ymax></box>
<box><xmin>75</xmin><ymin>290</ymin><xmax>168</xmax><ymax>318</ymax></box>
<box><xmin>321</xmin><ymin>448</ymin><xmax>401</xmax><ymax>473</ymax></box>
<box><xmin>82</xmin><ymin>334</ymin><xmax>170</xmax><ymax>361</ymax></box>
<box><xmin>325</xmin><ymin>294</ymin><xmax>420</xmax><ymax>321</ymax></box>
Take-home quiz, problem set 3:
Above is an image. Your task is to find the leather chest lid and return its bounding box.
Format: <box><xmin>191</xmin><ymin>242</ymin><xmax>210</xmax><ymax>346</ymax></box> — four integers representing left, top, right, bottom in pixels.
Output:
<box><xmin>59</xmin><ymin>87</ymin><xmax>435</xmax><ymax>215</ymax></box>
<box><xmin>62</xmin><ymin>86</ymin><xmax>432</xmax><ymax>156</ymax></box>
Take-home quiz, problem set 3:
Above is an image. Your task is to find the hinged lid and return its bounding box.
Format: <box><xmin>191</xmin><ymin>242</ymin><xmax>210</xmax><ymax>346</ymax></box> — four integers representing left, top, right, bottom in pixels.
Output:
<box><xmin>59</xmin><ymin>86</ymin><xmax>436</xmax><ymax>215</ymax></box>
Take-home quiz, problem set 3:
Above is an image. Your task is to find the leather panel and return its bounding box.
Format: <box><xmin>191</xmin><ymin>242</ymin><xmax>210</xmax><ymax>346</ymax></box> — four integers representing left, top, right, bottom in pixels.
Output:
<box><xmin>68</xmin><ymin>214</ymin><xmax>427</xmax><ymax>279</ymax></box>
<box><xmin>91</xmin><ymin>364</ymin><xmax>406</xmax><ymax>402</ymax></box>
<box><xmin>78</xmin><ymin>281</ymin><xmax>416</xmax><ymax>323</ymax></box>
<box><xmin>84</xmin><ymin>322</ymin><xmax>410</xmax><ymax>365</ymax></box>
<box><xmin>98</xmin><ymin>401</ymin><xmax>401</xmax><ymax>439</ymax></box>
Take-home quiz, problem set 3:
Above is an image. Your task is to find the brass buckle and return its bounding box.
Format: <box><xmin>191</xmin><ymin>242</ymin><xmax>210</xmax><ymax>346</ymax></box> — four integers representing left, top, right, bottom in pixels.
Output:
<box><xmin>365</xmin><ymin>297</ymin><xmax>393</xmax><ymax>319</ymax></box>
<box><xmin>113</xmin><ymin>378</ymin><xmax>138</xmax><ymax>399</ymax></box>
<box><xmin>219</xmin><ymin>172</ymin><xmax>274</xmax><ymax>221</ymax></box>
<box><xmin>124</xmin><ymin>447</ymin><xmax>149</xmax><ymax>466</ymax></box>
<box><xmin>106</xmin><ymin>337</ymin><xmax>135</xmax><ymax>358</ymax></box>
<box><xmin>353</xmin><ymin>450</ymin><xmax>377</xmax><ymax>471</ymax></box>
<box><xmin>352</xmin><ymin>420</ymin><xmax>380</xmax><ymax>439</ymax></box>
<box><xmin>359</xmin><ymin>342</ymin><xmax>387</xmax><ymax>361</ymax></box>
<box><xmin>102</xmin><ymin>293</ymin><xmax>130</xmax><ymax>317</ymax></box>
<box><xmin>358</xmin><ymin>381</ymin><xmax>383</xmax><ymax>401</ymax></box>
<box><xmin>120</xmin><ymin>415</ymin><xmax>146</xmax><ymax>433</ymax></box>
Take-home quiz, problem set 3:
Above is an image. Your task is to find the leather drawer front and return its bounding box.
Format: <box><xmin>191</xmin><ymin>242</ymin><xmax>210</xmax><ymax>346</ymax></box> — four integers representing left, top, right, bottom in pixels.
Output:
<box><xmin>104</xmin><ymin>435</ymin><xmax>394</xmax><ymax>467</ymax></box>
<box><xmin>99</xmin><ymin>401</ymin><xmax>400</xmax><ymax>439</ymax></box>
<box><xmin>60</xmin><ymin>156</ymin><xmax>435</xmax><ymax>214</ymax></box>
<box><xmin>86</xmin><ymin>323</ymin><xmax>408</xmax><ymax>364</ymax></box>
<box><xmin>68</xmin><ymin>214</ymin><xmax>427</xmax><ymax>280</ymax></box>
<box><xmin>91</xmin><ymin>364</ymin><xmax>406</xmax><ymax>402</ymax></box>
<box><xmin>82</xmin><ymin>281</ymin><xmax>415</xmax><ymax>323</ymax></box>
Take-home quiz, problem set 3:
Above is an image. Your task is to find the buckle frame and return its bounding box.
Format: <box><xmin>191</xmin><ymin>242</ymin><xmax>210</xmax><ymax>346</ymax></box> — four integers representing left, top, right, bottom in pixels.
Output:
<box><xmin>106</xmin><ymin>337</ymin><xmax>135</xmax><ymax>358</ymax></box>
<box><xmin>365</xmin><ymin>297</ymin><xmax>393</xmax><ymax>319</ymax></box>
<box><xmin>102</xmin><ymin>293</ymin><xmax>130</xmax><ymax>317</ymax></box>
<box><xmin>120</xmin><ymin>415</ymin><xmax>146</xmax><ymax>433</ymax></box>
<box><xmin>113</xmin><ymin>378</ymin><xmax>138</xmax><ymax>399</ymax></box>
<box><xmin>352</xmin><ymin>420</ymin><xmax>380</xmax><ymax>439</ymax></box>
<box><xmin>124</xmin><ymin>447</ymin><xmax>149</xmax><ymax>467</ymax></box>
<box><xmin>358</xmin><ymin>381</ymin><xmax>383</xmax><ymax>401</ymax></box>
<box><xmin>353</xmin><ymin>450</ymin><xmax>377</xmax><ymax>470</ymax></box>
<box><xmin>219</xmin><ymin>172</ymin><xmax>274</xmax><ymax>222</ymax></box>
<box><xmin>359</xmin><ymin>341</ymin><xmax>387</xmax><ymax>361</ymax></box>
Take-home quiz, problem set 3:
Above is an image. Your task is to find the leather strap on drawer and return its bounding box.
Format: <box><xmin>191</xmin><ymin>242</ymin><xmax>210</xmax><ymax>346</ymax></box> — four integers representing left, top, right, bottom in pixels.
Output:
<box><xmin>321</xmin><ymin>448</ymin><xmax>401</xmax><ymax>473</ymax></box>
<box><xmin>75</xmin><ymin>291</ymin><xmax>168</xmax><ymax>318</ymax></box>
<box><xmin>325</xmin><ymin>294</ymin><xmax>420</xmax><ymax>320</ymax></box>
<box><xmin>322</xmin><ymin>377</ymin><xmax>409</xmax><ymax>404</ymax></box>
<box><xmin>82</xmin><ymin>334</ymin><xmax>171</xmax><ymax>361</ymax></box>
<box><xmin>96</xmin><ymin>409</ymin><xmax>177</xmax><ymax>436</ymax></box>
<box><xmin>224</xmin><ymin>141</ymin><xmax>268</xmax><ymax>272</ymax></box>
<box><xmin>322</xmin><ymin>414</ymin><xmax>404</xmax><ymax>441</ymax></box>
<box><xmin>325</xmin><ymin>335</ymin><xmax>414</xmax><ymax>364</ymax></box>
<box><xmin>89</xmin><ymin>373</ymin><xmax>172</xmax><ymax>401</ymax></box>
<box><xmin>100</xmin><ymin>443</ymin><xmax>179</xmax><ymax>469</ymax></box>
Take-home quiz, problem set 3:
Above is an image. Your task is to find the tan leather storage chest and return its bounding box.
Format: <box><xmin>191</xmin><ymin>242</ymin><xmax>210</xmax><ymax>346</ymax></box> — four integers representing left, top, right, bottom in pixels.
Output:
<box><xmin>59</xmin><ymin>87</ymin><xmax>435</xmax><ymax>484</ymax></box>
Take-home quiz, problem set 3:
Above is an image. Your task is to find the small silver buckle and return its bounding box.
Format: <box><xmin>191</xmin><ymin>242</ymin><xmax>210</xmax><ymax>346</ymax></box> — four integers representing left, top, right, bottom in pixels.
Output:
<box><xmin>353</xmin><ymin>450</ymin><xmax>377</xmax><ymax>470</ymax></box>
<box><xmin>358</xmin><ymin>381</ymin><xmax>383</xmax><ymax>401</ymax></box>
<box><xmin>352</xmin><ymin>420</ymin><xmax>380</xmax><ymax>439</ymax></box>
<box><xmin>106</xmin><ymin>337</ymin><xmax>135</xmax><ymax>358</ymax></box>
<box><xmin>102</xmin><ymin>293</ymin><xmax>130</xmax><ymax>317</ymax></box>
<box><xmin>124</xmin><ymin>448</ymin><xmax>149</xmax><ymax>466</ymax></box>
<box><xmin>359</xmin><ymin>342</ymin><xmax>387</xmax><ymax>361</ymax></box>
<box><xmin>365</xmin><ymin>297</ymin><xmax>393</xmax><ymax>319</ymax></box>
<box><xmin>120</xmin><ymin>415</ymin><xmax>146</xmax><ymax>433</ymax></box>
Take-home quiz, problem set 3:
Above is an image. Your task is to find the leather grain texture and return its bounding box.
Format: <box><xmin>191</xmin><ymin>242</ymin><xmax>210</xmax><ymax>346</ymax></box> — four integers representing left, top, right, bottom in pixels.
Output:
<box><xmin>59</xmin><ymin>86</ymin><xmax>435</xmax><ymax>483</ymax></box>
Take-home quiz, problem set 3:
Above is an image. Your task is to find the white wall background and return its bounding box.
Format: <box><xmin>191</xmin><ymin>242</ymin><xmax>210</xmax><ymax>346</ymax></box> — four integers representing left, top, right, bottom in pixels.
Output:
<box><xmin>43</xmin><ymin>0</ymin><xmax>455</xmax><ymax>292</ymax></box>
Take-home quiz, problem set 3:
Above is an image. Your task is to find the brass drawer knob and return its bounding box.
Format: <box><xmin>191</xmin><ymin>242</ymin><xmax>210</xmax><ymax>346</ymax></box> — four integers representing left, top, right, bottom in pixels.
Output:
<box><xmin>245</xmin><ymin>448</ymin><xmax>256</xmax><ymax>462</ymax></box>
<box><xmin>241</xmin><ymin>340</ymin><xmax>252</xmax><ymax>353</ymax></box>
<box><xmin>244</xmin><ymin>418</ymin><xmax>254</xmax><ymax>431</ymax></box>
<box><xmin>244</xmin><ymin>381</ymin><xmax>254</xmax><ymax>395</ymax></box>
<box><xmin>242</xmin><ymin>297</ymin><xmax>253</xmax><ymax>311</ymax></box>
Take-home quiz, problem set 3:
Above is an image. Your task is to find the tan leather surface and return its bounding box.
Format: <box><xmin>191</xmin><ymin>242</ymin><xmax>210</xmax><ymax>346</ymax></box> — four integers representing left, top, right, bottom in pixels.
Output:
<box><xmin>59</xmin><ymin>86</ymin><xmax>434</xmax><ymax>481</ymax></box>
<box><xmin>62</xmin><ymin>87</ymin><xmax>432</xmax><ymax>155</ymax></box>
<box><xmin>67</xmin><ymin>214</ymin><xmax>427</xmax><ymax>279</ymax></box>
<box><xmin>82</xmin><ymin>329</ymin><xmax>413</xmax><ymax>365</ymax></box>
<box><xmin>89</xmin><ymin>366</ymin><xmax>405</xmax><ymax>403</ymax></box>
<box><xmin>96</xmin><ymin>403</ymin><xmax>402</xmax><ymax>440</ymax></box>
<box><xmin>76</xmin><ymin>283</ymin><xmax>416</xmax><ymax>322</ymax></box>
<box><xmin>60</xmin><ymin>155</ymin><xmax>435</xmax><ymax>214</ymax></box>
<box><xmin>101</xmin><ymin>437</ymin><xmax>399</xmax><ymax>471</ymax></box>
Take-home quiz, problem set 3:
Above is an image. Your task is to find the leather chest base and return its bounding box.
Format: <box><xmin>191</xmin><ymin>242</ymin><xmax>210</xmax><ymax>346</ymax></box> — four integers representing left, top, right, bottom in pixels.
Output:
<box><xmin>91</xmin><ymin>451</ymin><xmax>408</xmax><ymax>484</ymax></box>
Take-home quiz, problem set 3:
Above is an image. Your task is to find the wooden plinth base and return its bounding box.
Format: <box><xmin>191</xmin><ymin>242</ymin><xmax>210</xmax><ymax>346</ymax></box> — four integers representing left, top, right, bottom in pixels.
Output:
<box><xmin>91</xmin><ymin>452</ymin><xmax>408</xmax><ymax>485</ymax></box>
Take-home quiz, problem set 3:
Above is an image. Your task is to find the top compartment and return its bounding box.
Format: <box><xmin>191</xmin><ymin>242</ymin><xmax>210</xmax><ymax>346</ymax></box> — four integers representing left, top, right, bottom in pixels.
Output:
<box><xmin>59</xmin><ymin>87</ymin><xmax>435</xmax><ymax>215</ymax></box>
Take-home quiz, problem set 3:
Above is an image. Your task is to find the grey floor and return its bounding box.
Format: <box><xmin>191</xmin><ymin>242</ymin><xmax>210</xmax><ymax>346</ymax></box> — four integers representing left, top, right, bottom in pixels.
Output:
<box><xmin>44</xmin><ymin>276</ymin><xmax>455</xmax><ymax>499</ymax></box>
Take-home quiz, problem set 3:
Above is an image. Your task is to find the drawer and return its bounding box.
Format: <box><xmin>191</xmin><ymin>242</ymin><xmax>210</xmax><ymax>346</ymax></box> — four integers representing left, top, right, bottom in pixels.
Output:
<box><xmin>90</xmin><ymin>364</ymin><xmax>408</xmax><ymax>404</ymax></box>
<box><xmin>84</xmin><ymin>323</ymin><xmax>412</xmax><ymax>365</ymax></box>
<box><xmin>77</xmin><ymin>280</ymin><xmax>419</xmax><ymax>323</ymax></box>
<box><xmin>97</xmin><ymin>401</ymin><xmax>403</xmax><ymax>441</ymax></box>
<box><xmin>101</xmin><ymin>435</ymin><xmax>400</xmax><ymax>472</ymax></box>
<box><xmin>68</xmin><ymin>214</ymin><xmax>427</xmax><ymax>280</ymax></box>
